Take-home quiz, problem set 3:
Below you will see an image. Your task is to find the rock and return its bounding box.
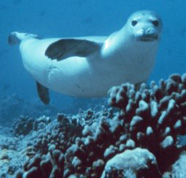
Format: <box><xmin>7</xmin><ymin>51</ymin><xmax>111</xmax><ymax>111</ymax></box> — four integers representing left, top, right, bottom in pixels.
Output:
<box><xmin>101</xmin><ymin>148</ymin><xmax>161</xmax><ymax>178</ymax></box>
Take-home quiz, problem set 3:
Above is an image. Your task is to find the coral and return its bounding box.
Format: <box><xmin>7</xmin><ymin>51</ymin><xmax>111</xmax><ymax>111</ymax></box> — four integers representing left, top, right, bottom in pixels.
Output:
<box><xmin>16</xmin><ymin>146</ymin><xmax>64</xmax><ymax>178</ymax></box>
<box><xmin>14</xmin><ymin>108</ymin><xmax>113</xmax><ymax>178</ymax></box>
<box><xmin>31</xmin><ymin>113</ymin><xmax>82</xmax><ymax>155</ymax></box>
<box><xmin>0</xmin><ymin>148</ymin><xmax>25</xmax><ymax>177</ymax></box>
<box><xmin>108</xmin><ymin>73</ymin><xmax>186</xmax><ymax>171</ymax></box>
<box><xmin>11</xmin><ymin>115</ymin><xmax>52</xmax><ymax>136</ymax></box>
<box><xmin>11</xmin><ymin>116</ymin><xmax>35</xmax><ymax>136</ymax></box>
<box><xmin>9</xmin><ymin>73</ymin><xmax>186</xmax><ymax>177</ymax></box>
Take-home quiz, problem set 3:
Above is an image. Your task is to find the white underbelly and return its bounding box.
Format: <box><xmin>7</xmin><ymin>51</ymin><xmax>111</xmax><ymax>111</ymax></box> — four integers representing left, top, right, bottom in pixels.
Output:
<box><xmin>46</xmin><ymin>57</ymin><xmax>108</xmax><ymax>97</ymax></box>
<box><xmin>45</xmin><ymin>56</ymin><xmax>154</xmax><ymax>97</ymax></box>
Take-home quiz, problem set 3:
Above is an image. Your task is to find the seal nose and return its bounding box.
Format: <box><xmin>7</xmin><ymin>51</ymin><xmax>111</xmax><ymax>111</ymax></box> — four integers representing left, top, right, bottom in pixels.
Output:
<box><xmin>142</xmin><ymin>27</ymin><xmax>158</xmax><ymax>40</ymax></box>
<box><xmin>143</xmin><ymin>27</ymin><xmax>156</xmax><ymax>35</ymax></box>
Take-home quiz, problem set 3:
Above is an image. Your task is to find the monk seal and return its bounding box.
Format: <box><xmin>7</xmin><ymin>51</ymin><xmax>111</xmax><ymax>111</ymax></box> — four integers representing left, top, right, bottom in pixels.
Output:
<box><xmin>8</xmin><ymin>10</ymin><xmax>162</xmax><ymax>104</ymax></box>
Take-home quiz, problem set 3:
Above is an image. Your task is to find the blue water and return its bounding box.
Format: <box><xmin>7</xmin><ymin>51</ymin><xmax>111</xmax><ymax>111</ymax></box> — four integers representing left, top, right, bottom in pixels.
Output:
<box><xmin>0</xmin><ymin>1</ymin><xmax>186</xmax><ymax>177</ymax></box>
<box><xmin>0</xmin><ymin>0</ymin><xmax>186</xmax><ymax>114</ymax></box>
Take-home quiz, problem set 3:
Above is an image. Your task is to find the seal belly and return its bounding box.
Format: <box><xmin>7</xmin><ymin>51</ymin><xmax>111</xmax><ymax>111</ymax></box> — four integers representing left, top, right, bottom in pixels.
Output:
<box><xmin>47</xmin><ymin>56</ymin><xmax>95</xmax><ymax>97</ymax></box>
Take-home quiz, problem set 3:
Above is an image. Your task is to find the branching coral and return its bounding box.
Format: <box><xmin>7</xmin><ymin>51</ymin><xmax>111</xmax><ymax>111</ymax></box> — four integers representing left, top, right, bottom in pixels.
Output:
<box><xmin>108</xmin><ymin>73</ymin><xmax>186</xmax><ymax>172</ymax></box>
<box><xmin>13</xmin><ymin>73</ymin><xmax>186</xmax><ymax>178</ymax></box>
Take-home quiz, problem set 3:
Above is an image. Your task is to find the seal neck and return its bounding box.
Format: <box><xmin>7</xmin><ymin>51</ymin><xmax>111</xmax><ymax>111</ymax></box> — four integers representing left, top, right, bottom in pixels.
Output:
<box><xmin>101</xmin><ymin>26</ymin><xmax>159</xmax><ymax>61</ymax></box>
<box><xmin>101</xmin><ymin>27</ymin><xmax>133</xmax><ymax>58</ymax></box>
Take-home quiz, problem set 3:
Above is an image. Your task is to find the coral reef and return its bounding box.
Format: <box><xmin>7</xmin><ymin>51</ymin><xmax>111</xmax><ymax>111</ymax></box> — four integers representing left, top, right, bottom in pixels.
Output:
<box><xmin>1</xmin><ymin>73</ymin><xmax>186</xmax><ymax>178</ymax></box>
<box><xmin>0</xmin><ymin>134</ymin><xmax>26</xmax><ymax>177</ymax></box>
<box><xmin>11</xmin><ymin>115</ymin><xmax>51</xmax><ymax>137</ymax></box>
<box><xmin>108</xmin><ymin>73</ymin><xmax>186</xmax><ymax>172</ymax></box>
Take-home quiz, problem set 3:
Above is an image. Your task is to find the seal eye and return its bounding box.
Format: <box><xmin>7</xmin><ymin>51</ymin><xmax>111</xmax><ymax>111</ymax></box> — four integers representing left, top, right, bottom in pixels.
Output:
<box><xmin>152</xmin><ymin>20</ymin><xmax>159</xmax><ymax>27</ymax></box>
<box><xmin>131</xmin><ymin>20</ymin><xmax>138</xmax><ymax>26</ymax></box>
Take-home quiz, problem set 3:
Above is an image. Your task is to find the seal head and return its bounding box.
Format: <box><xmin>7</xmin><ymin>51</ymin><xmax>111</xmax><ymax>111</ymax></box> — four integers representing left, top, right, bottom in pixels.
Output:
<box><xmin>125</xmin><ymin>10</ymin><xmax>162</xmax><ymax>42</ymax></box>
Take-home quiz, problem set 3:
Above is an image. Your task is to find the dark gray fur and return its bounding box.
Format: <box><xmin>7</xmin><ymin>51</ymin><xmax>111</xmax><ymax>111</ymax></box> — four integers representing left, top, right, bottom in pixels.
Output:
<box><xmin>45</xmin><ymin>39</ymin><xmax>102</xmax><ymax>61</ymax></box>
<box><xmin>36</xmin><ymin>82</ymin><xmax>50</xmax><ymax>104</ymax></box>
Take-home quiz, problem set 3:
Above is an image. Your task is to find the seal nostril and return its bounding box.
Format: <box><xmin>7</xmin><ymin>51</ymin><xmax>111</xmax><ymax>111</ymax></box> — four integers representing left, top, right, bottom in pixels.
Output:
<box><xmin>145</xmin><ymin>28</ymin><xmax>156</xmax><ymax>35</ymax></box>
<box><xmin>147</xmin><ymin>29</ymin><xmax>153</xmax><ymax>34</ymax></box>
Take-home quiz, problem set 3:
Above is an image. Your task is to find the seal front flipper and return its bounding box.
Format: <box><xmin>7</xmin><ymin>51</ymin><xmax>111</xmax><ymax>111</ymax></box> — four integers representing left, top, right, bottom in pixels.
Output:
<box><xmin>36</xmin><ymin>82</ymin><xmax>50</xmax><ymax>104</ymax></box>
<box><xmin>45</xmin><ymin>39</ymin><xmax>102</xmax><ymax>61</ymax></box>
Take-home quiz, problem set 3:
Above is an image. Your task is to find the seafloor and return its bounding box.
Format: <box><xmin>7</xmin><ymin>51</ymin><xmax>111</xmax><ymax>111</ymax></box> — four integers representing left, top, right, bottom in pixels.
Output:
<box><xmin>1</xmin><ymin>73</ymin><xmax>186</xmax><ymax>178</ymax></box>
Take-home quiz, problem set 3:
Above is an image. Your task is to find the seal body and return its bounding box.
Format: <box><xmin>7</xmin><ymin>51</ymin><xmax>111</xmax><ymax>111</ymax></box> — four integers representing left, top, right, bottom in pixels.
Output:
<box><xmin>8</xmin><ymin>10</ymin><xmax>162</xmax><ymax>104</ymax></box>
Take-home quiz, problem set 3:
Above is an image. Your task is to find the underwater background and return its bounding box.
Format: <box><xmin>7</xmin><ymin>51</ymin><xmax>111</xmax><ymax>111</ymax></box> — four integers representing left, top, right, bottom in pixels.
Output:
<box><xmin>0</xmin><ymin>0</ymin><xmax>186</xmax><ymax>177</ymax></box>
<box><xmin>0</xmin><ymin>0</ymin><xmax>186</xmax><ymax>113</ymax></box>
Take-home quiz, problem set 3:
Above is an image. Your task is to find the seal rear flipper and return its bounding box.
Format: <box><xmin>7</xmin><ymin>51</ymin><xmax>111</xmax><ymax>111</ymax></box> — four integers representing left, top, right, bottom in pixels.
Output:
<box><xmin>8</xmin><ymin>32</ymin><xmax>21</xmax><ymax>45</ymax></box>
<box><xmin>45</xmin><ymin>39</ymin><xmax>102</xmax><ymax>61</ymax></box>
<box><xmin>36</xmin><ymin>82</ymin><xmax>50</xmax><ymax>104</ymax></box>
<box><xmin>8</xmin><ymin>32</ymin><xmax>40</xmax><ymax>45</ymax></box>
